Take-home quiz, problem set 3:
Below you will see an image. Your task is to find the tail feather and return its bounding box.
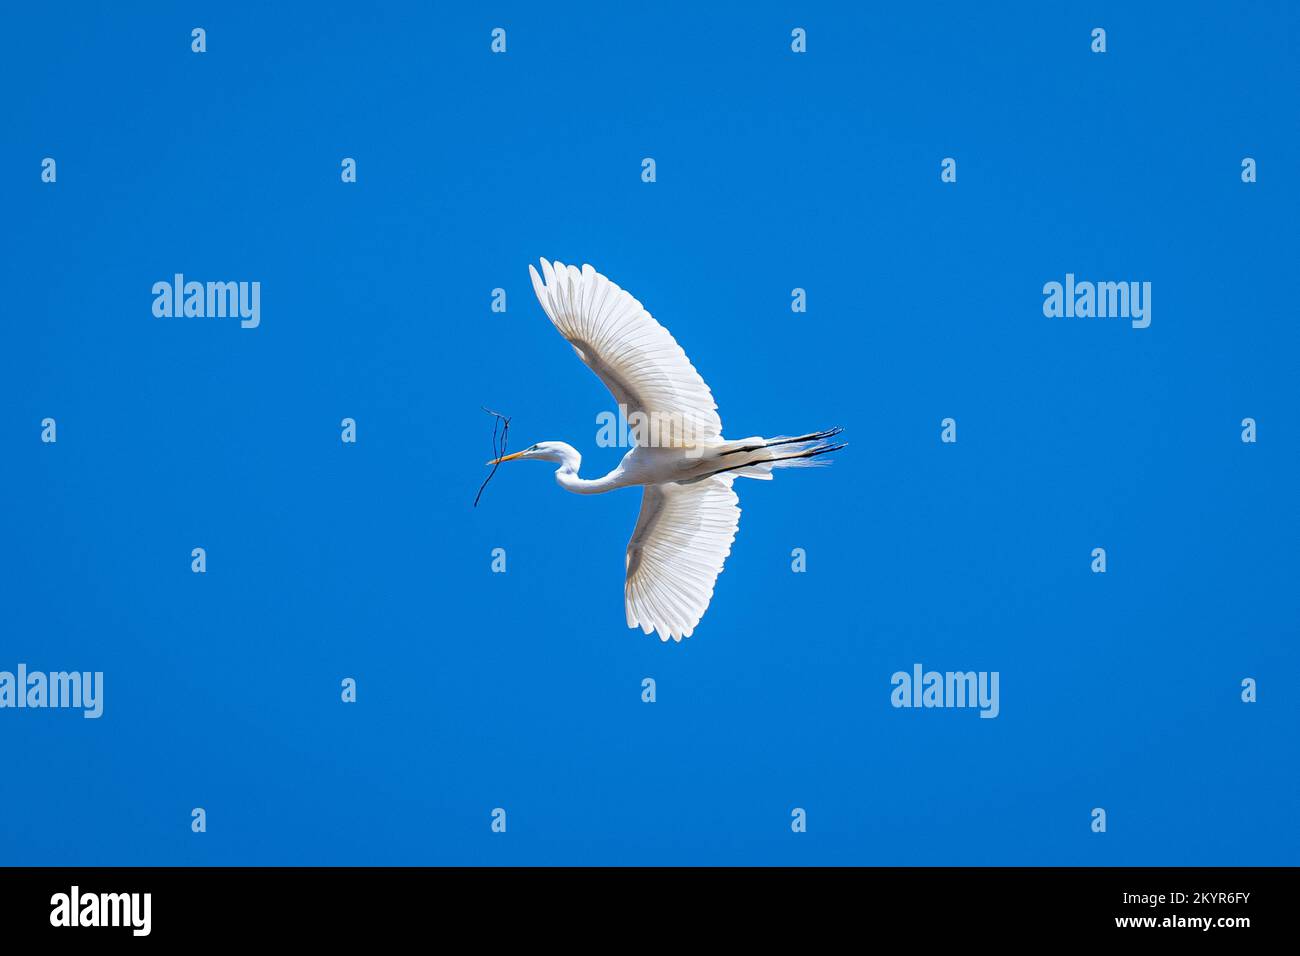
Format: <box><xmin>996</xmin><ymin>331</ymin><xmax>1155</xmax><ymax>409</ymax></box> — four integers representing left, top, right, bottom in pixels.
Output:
<box><xmin>687</xmin><ymin>429</ymin><xmax>847</xmax><ymax>482</ymax></box>
<box><xmin>767</xmin><ymin>440</ymin><xmax>848</xmax><ymax>468</ymax></box>
<box><xmin>760</xmin><ymin>427</ymin><xmax>844</xmax><ymax>449</ymax></box>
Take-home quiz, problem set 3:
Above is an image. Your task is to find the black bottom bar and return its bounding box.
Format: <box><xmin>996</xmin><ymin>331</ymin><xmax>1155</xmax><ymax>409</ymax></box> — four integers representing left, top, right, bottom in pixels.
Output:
<box><xmin>0</xmin><ymin>866</ymin><xmax>1284</xmax><ymax>941</ymax></box>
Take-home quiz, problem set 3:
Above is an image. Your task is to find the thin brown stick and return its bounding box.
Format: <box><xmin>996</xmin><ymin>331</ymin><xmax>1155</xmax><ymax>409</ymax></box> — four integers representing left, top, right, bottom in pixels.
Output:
<box><xmin>473</xmin><ymin>407</ymin><xmax>512</xmax><ymax>507</ymax></box>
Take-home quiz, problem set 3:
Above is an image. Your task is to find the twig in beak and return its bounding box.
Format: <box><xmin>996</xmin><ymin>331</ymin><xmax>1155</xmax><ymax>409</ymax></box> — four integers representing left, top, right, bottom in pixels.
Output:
<box><xmin>473</xmin><ymin>407</ymin><xmax>512</xmax><ymax>507</ymax></box>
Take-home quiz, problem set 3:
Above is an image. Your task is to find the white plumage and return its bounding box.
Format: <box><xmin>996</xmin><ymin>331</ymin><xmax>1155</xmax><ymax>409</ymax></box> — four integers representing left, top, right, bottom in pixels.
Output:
<box><xmin>486</xmin><ymin>259</ymin><xmax>845</xmax><ymax>642</ymax></box>
<box><xmin>624</xmin><ymin>479</ymin><xmax>741</xmax><ymax>641</ymax></box>
<box><xmin>528</xmin><ymin>259</ymin><xmax>722</xmax><ymax>447</ymax></box>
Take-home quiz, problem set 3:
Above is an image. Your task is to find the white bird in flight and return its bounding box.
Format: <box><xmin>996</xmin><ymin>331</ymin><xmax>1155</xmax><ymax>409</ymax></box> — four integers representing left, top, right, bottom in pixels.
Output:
<box><xmin>486</xmin><ymin>259</ymin><xmax>845</xmax><ymax>642</ymax></box>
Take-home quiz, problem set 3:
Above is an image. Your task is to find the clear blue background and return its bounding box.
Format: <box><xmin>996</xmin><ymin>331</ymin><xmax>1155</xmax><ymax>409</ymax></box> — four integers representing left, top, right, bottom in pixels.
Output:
<box><xmin>3</xmin><ymin>1</ymin><xmax>1296</xmax><ymax>865</ymax></box>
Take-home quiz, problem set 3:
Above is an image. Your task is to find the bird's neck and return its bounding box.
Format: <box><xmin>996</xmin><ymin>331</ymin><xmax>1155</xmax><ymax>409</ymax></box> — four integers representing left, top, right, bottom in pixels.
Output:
<box><xmin>553</xmin><ymin>448</ymin><xmax>619</xmax><ymax>495</ymax></box>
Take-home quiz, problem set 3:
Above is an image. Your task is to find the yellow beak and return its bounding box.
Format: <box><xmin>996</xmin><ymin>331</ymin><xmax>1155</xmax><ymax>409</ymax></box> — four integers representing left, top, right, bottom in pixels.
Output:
<box><xmin>486</xmin><ymin>450</ymin><xmax>526</xmax><ymax>466</ymax></box>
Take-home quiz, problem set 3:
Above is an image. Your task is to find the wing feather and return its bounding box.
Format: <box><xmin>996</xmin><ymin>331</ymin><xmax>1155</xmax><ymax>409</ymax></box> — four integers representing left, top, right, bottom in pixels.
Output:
<box><xmin>529</xmin><ymin>259</ymin><xmax>723</xmax><ymax>446</ymax></box>
<box><xmin>625</xmin><ymin>478</ymin><xmax>741</xmax><ymax>641</ymax></box>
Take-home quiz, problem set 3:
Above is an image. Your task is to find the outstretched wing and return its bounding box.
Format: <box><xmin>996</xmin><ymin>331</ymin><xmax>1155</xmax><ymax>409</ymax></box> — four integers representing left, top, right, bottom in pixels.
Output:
<box><xmin>528</xmin><ymin>258</ymin><xmax>723</xmax><ymax>446</ymax></box>
<box><xmin>624</xmin><ymin>477</ymin><xmax>741</xmax><ymax>641</ymax></box>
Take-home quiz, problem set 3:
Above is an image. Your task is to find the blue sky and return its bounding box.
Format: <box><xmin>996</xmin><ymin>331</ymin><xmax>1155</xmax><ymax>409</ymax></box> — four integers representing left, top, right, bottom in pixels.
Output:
<box><xmin>2</xmin><ymin>2</ymin><xmax>1297</xmax><ymax>864</ymax></box>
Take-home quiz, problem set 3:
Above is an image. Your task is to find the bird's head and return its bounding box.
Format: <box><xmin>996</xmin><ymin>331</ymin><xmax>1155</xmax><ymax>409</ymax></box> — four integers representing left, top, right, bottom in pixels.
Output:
<box><xmin>486</xmin><ymin>441</ymin><xmax>576</xmax><ymax>466</ymax></box>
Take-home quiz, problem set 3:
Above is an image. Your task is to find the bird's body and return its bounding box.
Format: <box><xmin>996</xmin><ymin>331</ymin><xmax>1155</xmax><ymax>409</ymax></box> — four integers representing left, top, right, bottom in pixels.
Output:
<box><xmin>539</xmin><ymin>439</ymin><xmax>841</xmax><ymax>495</ymax></box>
<box><xmin>487</xmin><ymin>259</ymin><xmax>845</xmax><ymax>642</ymax></box>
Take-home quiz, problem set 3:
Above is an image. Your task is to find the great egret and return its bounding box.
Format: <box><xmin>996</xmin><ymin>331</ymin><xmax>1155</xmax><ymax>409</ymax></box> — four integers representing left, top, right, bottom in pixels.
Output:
<box><xmin>487</xmin><ymin>259</ymin><xmax>846</xmax><ymax>642</ymax></box>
